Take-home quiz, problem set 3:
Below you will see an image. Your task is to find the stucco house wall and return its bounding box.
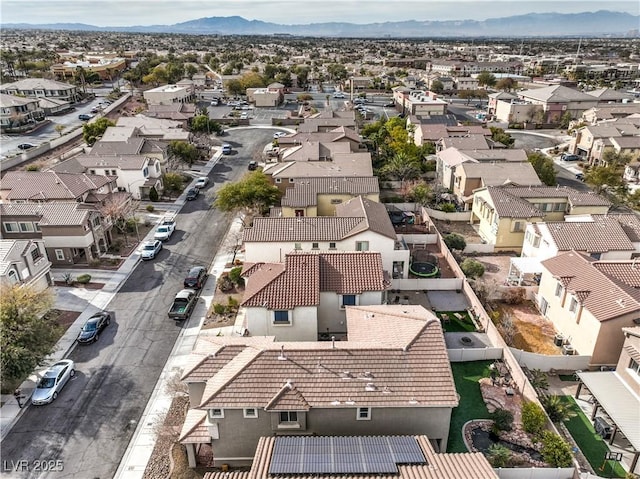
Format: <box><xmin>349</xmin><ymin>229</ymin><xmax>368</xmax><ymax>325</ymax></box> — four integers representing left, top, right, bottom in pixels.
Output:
<box><xmin>244</xmin><ymin>305</ymin><xmax>318</xmax><ymax>341</ymax></box>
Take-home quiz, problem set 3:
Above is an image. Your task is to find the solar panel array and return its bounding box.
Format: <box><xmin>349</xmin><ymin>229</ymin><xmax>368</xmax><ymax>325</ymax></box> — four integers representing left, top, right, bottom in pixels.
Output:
<box><xmin>268</xmin><ymin>435</ymin><xmax>427</xmax><ymax>475</ymax></box>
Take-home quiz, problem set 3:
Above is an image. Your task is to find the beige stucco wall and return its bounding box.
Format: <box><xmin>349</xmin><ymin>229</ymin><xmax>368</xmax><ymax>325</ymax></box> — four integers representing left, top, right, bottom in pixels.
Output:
<box><xmin>245</xmin><ymin>305</ymin><xmax>318</xmax><ymax>341</ymax></box>
<box><xmin>316</xmin><ymin>193</ymin><xmax>379</xmax><ymax>216</ymax></box>
<box><xmin>280</xmin><ymin>205</ymin><xmax>318</xmax><ymax>217</ymax></box>
<box><xmin>615</xmin><ymin>332</ymin><xmax>640</xmax><ymax>396</ymax></box>
<box><xmin>317</xmin><ymin>290</ymin><xmax>383</xmax><ymax>334</ymax></box>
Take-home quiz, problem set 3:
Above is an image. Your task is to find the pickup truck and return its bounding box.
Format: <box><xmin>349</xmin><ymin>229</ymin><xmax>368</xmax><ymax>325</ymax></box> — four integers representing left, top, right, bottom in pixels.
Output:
<box><xmin>154</xmin><ymin>215</ymin><xmax>176</xmax><ymax>241</ymax></box>
<box><xmin>168</xmin><ymin>289</ymin><xmax>197</xmax><ymax>320</ymax></box>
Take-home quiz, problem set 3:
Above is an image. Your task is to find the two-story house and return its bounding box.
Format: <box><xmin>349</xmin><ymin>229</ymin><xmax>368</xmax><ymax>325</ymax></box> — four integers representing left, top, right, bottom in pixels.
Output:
<box><xmin>0</xmin><ymin>239</ymin><xmax>52</xmax><ymax>292</ymax></box>
<box><xmin>143</xmin><ymin>84</ymin><xmax>194</xmax><ymax>106</ymax></box>
<box><xmin>471</xmin><ymin>185</ymin><xmax>611</xmax><ymax>252</ymax></box>
<box><xmin>241</xmin><ymin>251</ymin><xmax>389</xmax><ymax>340</ymax></box>
<box><xmin>89</xmin><ymin>136</ymin><xmax>169</xmax><ymax>173</ymax></box>
<box><xmin>277</xmin><ymin>126</ymin><xmax>364</xmax><ymax>153</ymax></box>
<box><xmin>0</xmin><ymin>93</ymin><xmax>46</xmax><ymax>133</ymax></box>
<box><xmin>516</xmin><ymin>85</ymin><xmax>599</xmax><ymax>124</ymax></box>
<box><xmin>568</xmin><ymin>121</ymin><xmax>640</xmax><ymax>165</ymax></box>
<box><xmin>244</xmin><ymin>196</ymin><xmax>407</xmax><ymax>279</ymax></box>
<box><xmin>179</xmin><ymin>305</ymin><xmax>458</xmax><ymax>467</ymax></box>
<box><xmin>538</xmin><ymin>251</ymin><xmax>640</xmax><ymax>366</ymax></box>
<box><xmin>0</xmin><ymin>78</ymin><xmax>81</xmax><ymax>104</ymax></box>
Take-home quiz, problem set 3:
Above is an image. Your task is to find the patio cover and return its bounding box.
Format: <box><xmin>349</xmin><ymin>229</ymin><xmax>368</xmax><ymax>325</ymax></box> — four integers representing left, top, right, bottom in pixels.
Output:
<box><xmin>577</xmin><ymin>371</ymin><xmax>640</xmax><ymax>452</ymax></box>
<box><xmin>507</xmin><ymin>256</ymin><xmax>543</xmax><ymax>285</ymax></box>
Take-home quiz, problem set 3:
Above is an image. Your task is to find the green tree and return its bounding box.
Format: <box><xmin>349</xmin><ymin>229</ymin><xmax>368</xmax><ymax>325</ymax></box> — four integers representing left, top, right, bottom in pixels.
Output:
<box><xmin>559</xmin><ymin>111</ymin><xmax>573</xmax><ymax>129</ymax></box>
<box><xmin>326</xmin><ymin>63</ymin><xmax>348</xmax><ymax>81</ymax></box>
<box><xmin>0</xmin><ymin>286</ymin><xmax>57</xmax><ymax>391</ymax></box>
<box><xmin>162</xmin><ymin>172</ymin><xmax>184</xmax><ymax>196</ymax></box>
<box><xmin>491</xmin><ymin>408</ymin><xmax>514</xmax><ymax>432</ymax></box>
<box><xmin>148</xmin><ymin>186</ymin><xmax>159</xmax><ymax>202</ymax></box>
<box><xmin>541</xmin><ymin>431</ymin><xmax>573</xmax><ymax>467</ymax></box>
<box><xmin>584</xmin><ymin>164</ymin><xmax>625</xmax><ymax>195</ymax></box>
<box><xmin>407</xmin><ymin>181</ymin><xmax>433</xmax><ymax>206</ymax></box>
<box><xmin>169</xmin><ymin>140</ymin><xmax>199</xmax><ymax>166</ymax></box>
<box><xmin>214</xmin><ymin>171</ymin><xmax>281</xmax><ymax>222</ymax></box>
<box><xmin>460</xmin><ymin>258</ymin><xmax>485</xmax><ymax>279</ymax></box>
<box><xmin>226</xmin><ymin>78</ymin><xmax>244</xmax><ymax>97</ymax></box>
<box><xmin>83</xmin><ymin>117</ymin><xmax>115</xmax><ymax>145</ymax></box>
<box><xmin>495</xmin><ymin>77</ymin><xmax>517</xmax><ymax>91</ymax></box>
<box><xmin>54</xmin><ymin>124</ymin><xmax>65</xmax><ymax>137</ymax></box>
<box><xmin>528</xmin><ymin>152</ymin><xmax>557</xmax><ymax>186</ymax></box>
<box><xmin>542</xmin><ymin>395</ymin><xmax>576</xmax><ymax>423</ymax></box>
<box><xmin>477</xmin><ymin>71</ymin><xmax>497</xmax><ymax>88</ymax></box>
<box><xmin>380</xmin><ymin>152</ymin><xmax>422</xmax><ymax>193</ymax></box>
<box><xmin>521</xmin><ymin>401</ymin><xmax>546</xmax><ymax>437</ymax></box>
<box><xmin>443</xmin><ymin>233</ymin><xmax>466</xmax><ymax>252</ymax></box>
<box><xmin>430</xmin><ymin>79</ymin><xmax>444</xmax><ymax>94</ymax></box>
<box><xmin>487</xmin><ymin>444</ymin><xmax>512</xmax><ymax>468</ymax></box>
<box><xmin>490</xmin><ymin>127</ymin><xmax>515</xmax><ymax>148</ymax></box>
<box><xmin>184</xmin><ymin>63</ymin><xmax>198</xmax><ymax>79</ymax></box>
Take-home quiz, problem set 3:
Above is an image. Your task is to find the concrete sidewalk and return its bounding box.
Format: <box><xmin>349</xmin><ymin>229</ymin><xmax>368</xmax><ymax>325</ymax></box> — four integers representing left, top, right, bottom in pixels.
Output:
<box><xmin>0</xmin><ymin>149</ymin><xmax>225</xmax><ymax>442</ymax></box>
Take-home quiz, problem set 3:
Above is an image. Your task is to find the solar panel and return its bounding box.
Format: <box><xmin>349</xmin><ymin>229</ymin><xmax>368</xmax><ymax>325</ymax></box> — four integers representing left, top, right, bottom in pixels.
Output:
<box><xmin>268</xmin><ymin>435</ymin><xmax>427</xmax><ymax>475</ymax></box>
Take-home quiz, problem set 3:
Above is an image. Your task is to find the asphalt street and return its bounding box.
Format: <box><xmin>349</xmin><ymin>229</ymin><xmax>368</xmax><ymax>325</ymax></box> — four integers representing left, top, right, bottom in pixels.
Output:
<box><xmin>0</xmin><ymin>128</ymin><xmax>275</xmax><ymax>479</ymax></box>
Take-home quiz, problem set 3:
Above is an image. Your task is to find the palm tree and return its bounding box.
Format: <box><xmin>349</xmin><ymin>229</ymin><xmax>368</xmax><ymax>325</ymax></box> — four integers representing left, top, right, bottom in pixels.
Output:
<box><xmin>488</xmin><ymin>444</ymin><xmax>512</xmax><ymax>468</ymax></box>
<box><xmin>542</xmin><ymin>395</ymin><xmax>576</xmax><ymax>423</ymax></box>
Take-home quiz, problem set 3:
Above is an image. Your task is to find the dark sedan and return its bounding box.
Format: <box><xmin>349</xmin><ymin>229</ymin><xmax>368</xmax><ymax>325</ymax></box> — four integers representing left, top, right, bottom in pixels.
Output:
<box><xmin>183</xmin><ymin>266</ymin><xmax>207</xmax><ymax>289</ymax></box>
<box><xmin>76</xmin><ymin>311</ymin><xmax>111</xmax><ymax>343</ymax></box>
<box><xmin>186</xmin><ymin>187</ymin><xmax>199</xmax><ymax>200</ymax></box>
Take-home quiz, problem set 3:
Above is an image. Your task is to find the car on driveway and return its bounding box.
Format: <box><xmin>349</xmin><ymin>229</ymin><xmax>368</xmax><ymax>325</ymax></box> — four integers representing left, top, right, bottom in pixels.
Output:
<box><xmin>221</xmin><ymin>144</ymin><xmax>232</xmax><ymax>154</ymax></box>
<box><xmin>186</xmin><ymin>187</ymin><xmax>199</xmax><ymax>201</ymax></box>
<box><xmin>77</xmin><ymin>311</ymin><xmax>111</xmax><ymax>344</ymax></box>
<box><xmin>31</xmin><ymin>359</ymin><xmax>75</xmax><ymax>405</ymax></box>
<box><xmin>78</xmin><ymin>113</ymin><xmax>94</xmax><ymax>121</ymax></box>
<box><xmin>561</xmin><ymin>153</ymin><xmax>581</xmax><ymax>161</ymax></box>
<box><xmin>154</xmin><ymin>223</ymin><xmax>174</xmax><ymax>241</ymax></box>
<box><xmin>194</xmin><ymin>177</ymin><xmax>209</xmax><ymax>189</ymax></box>
<box><xmin>183</xmin><ymin>266</ymin><xmax>207</xmax><ymax>289</ymax></box>
<box><xmin>17</xmin><ymin>143</ymin><xmax>36</xmax><ymax>150</ymax></box>
<box><xmin>141</xmin><ymin>240</ymin><xmax>162</xmax><ymax>260</ymax></box>
<box><xmin>248</xmin><ymin>160</ymin><xmax>259</xmax><ymax>170</ymax></box>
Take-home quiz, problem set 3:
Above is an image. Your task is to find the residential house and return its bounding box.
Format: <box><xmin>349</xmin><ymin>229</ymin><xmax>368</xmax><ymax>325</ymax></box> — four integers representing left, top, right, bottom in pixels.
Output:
<box><xmin>115</xmin><ymin>117</ymin><xmax>191</xmax><ymax>142</ymax></box>
<box><xmin>0</xmin><ymin>171</ymin><xmax>118</xmax><ymax>204</ymax></box>
<box><xmin>516</xmin><ymin>85</ymin><xmax>599</xmax><ymax>124</ymax></box>
<box><xmin>568</xmin><ymin>121</ymin><xmax>640</xmax><ymax>165</ymax></box>
<box><xmin>0</xmin><ymin>78</ymin><xmax>81</xmax><ymax>103</ymax></box>
<box><xmin>575</xmin><ymin>327</ymin><xmax>640</xmax><ymax>473</ymax></box>
<box><xmin>179</xmin><ymin>305</ymin><xmax>458</xmax><ymax>466</ymax></box>
<box><xmin>200</xmin><ymin>434</ymin><xmax>497</xmax><ymax>478</ymax></box>
<box><xmin>143</xmin><ymin>103</ymin><xmax>197</xmax><ymax>125</ymax></box>
<box><xmin>456</xmin><ymin>76</ymin><xmax>480</xmax><ymax>91</ymax></box>
<box><xmin>50</xmin><ymin>56</ymin><xmax>126</xmax><ymax>80</ymax></box>
<box><xmin>241</xmin><ymin>252</ymin><xmax>389</xmax><ymax>340</ymax></box>
<box><xmin>346</xmin><ymin>76</ymin><xmax>373</xmax><ymax>91</ymax></box>
<box><xmin>522</xmin><ymin>218</ymin><xmax>636</xmax><ymax>261</ymax></box>
<box><xmin>0</xmin><ymin>239</ymin><xmax>52</xmax><ymax>292</ymax></box>
<box><xmin>0</xmin><ymin>202</ymin><xmax>113</xmax><ymax>266</ymax></box>
<box><xmin>392</xmin><ymin>88</ymin><xmax>448</xmax><ymax>116</ymax></box>
<box><xmin>50</xmin><ymin>153</ymin><xmax>164</xmax><ymax>200</ymax></box>
<box><xmin>89</xmin><ymin>137</ymin><xmax>169</xmax><ymax>173</ymax></box>
<box><xmin>143</xmin><ymin>84</ymin><xmax>195</xmax><ymax>106</ymax></box>
<box><xmin>296</xmin><ymin>113</ymin><xmax>357</xmax><ymax>134</ymax></box>
<box><xmin>488</xmin><ymin>91</ymin><xmax>518</xmax><ymax>117</ymax></box>
<box><xmin>244</xmin><ymin>196</ymin><xmax>406</xmax><ymax>279</ymax></box>
<box><xmin>454</xmin><ymin>161</ymin><xmax>542</xmax><ymax>209</ymax></box>
<box><xmin>277</xmin><ymin>126</ymin><xmax>364</xmax><ymax>153</ymax></box>
<box><xmin>470</xmin><ymin>185</ymin><xmax>611</xmax><ymax>252</ymax></box>
<box><xmin>410</xmin><ymin>119</ymin><xmax>490</xmax><ymax>147</ymax></box>
<box><xmin>578</xmin><ymin>104</ymin><xmax>640</xmax><ymax>125</ymax></box>
<box><xmin>278</xmin><ymin>177</ymin><xmax>380</xmax><ymax>217</ymax></box>
<box><xmin>0</xmin><ymin>93</ymin><xmax>46</xmax><ymax>133</ymax></box>
<box><xmin>538</xmin><ymin>251</ymin><xmax>640</xmax><ymax>366</ymax></box>
<box><xmin>586</xmin><ymin>87</ymin><xmax>634</xmax><ymax>103</ymax></box>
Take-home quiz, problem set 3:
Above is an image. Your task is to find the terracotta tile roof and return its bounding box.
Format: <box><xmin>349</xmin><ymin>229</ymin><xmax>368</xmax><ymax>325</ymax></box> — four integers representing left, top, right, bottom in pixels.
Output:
<box><xmin>1</xmin><ymin>171</ymin><xmax>112</xmax><ymax>201</ymax></box>
<box><xmin>90</xmin><ymin>137</ymin><xmax>145</xmax><ymax>156</ymax></box>
<box><xmin>241</xmin><ymin>252</ymin><xmax>386</xmax><ymax>309</ymax></box>
<box><xmin>281</xmin><ymin>177</ymin><xmax>379</xmax><ymax>208</ymax></box>
<box><xmin>181</xmin><ymin>344</ymin><xmax>247</xmax><ymax>382</ymax></box>
<box><xmin>203</xmin><ymin>435</ymin><xmax>497</xmax><ymax>479</ymax></box>
<box><xmin>178</xmin><ymin>409</ymin><xmax>208</xmax><ymax>443</ymax></box>
<box><xmin>264</xmin><ymin>382</ymin><xmax>311</xmax><ymax>411</ymax></box>
<box><xmin>73</xmin><ymin>154</ymin><xmax>150</xmax><ymax>170</ymax></box>
<box><xmin>188</xmin><ymin>310</ymin><xmax>456</xmax><ymax>410</ymax></box>
<box><xmin>484</xmin><ymin>187</ymin><xmax>543</xmax><ymax>218</ymax></box>
<box><xmin>541</xmin><ymin>251</ymin><xmax>640</xmax><ymax>321</ymax></box>
<box><xmin>281</xmin><ymin>141</ymin><xmax>352</xmax><ymax>162</ymax></box>
<box><xmin>499</xmin><ymin>185</ymin><xmax>611</xmax><ymax>207</ymax></box>
<box><xmin>243</xmin><ymin>217</ymin><xmax>366</xmax><ymax>243</ymax></box>
<box><xmin>541</xmin><ymin>219</ymin><xmax>635</xmax><ymax>253</ymax></box>
<box><xmin>335</xmin><ymin>196</ymin><xmax>397</xmax><ymax>240</ymax></box>
<box><xmin>592</xmin><ymin>214</ymin><xmax>640</xmax><ymax>242</ymax></box>
<box><xmin>593</xmin><ymin>262</ymin><xmax>640</xmax><ymax>288</ymax></box>
<box><xmin>0</xmin><ymin>202</ymin><xmax>93</xmax><ymax>227</ymax></box>
<box><xmin>268</xmin><ymin>153</ymin><xmax>373</xmax><ymax>178</ymax></box>
<box><xmin>461</xmin><ymin>162</ymin><xmax>542</xmax><ymax>187</ymax></box>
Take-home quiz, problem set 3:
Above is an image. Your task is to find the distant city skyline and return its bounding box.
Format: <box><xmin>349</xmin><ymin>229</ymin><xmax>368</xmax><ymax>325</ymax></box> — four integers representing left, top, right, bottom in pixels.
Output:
<box><xmin>2</xmin><ymin>0</ymin><xmax>638</xmax><ymax>27</ymax></box>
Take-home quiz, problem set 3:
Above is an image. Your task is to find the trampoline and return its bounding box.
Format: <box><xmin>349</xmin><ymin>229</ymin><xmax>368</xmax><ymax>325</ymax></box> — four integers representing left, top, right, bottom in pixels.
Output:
<box><xmin>409</xmin><ymin>261</ymin><xmax>439</xmax><ymax>278</ymax></box>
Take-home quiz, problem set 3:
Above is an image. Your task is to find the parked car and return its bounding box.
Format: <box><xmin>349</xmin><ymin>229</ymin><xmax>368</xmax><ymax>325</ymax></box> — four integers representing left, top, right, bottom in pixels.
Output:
<box><xmin>575</xmin><ymin>172</ymin><xmax>585</xmax><ymax>181</ymax></box>
<box><xmin>333</xmin><ymin>92</ymin><xmax>345</xmax><ymax>99</ymax></box>
<box><xmin>273</xmin><ymin>132</ymin><xmax>287</xmax><ymax>139</ymax></box>
<box><xmin>194</xmin><ymin>177</ymin><xmax>209</xmax><ymax>189</ymax></box>
<box><xmin>154</xmin><ymin>223</ymin><xmax>174</xmax><ymax>241</ymax></box>
<box><xmin>76</xmin><ymin>311</ymin><xmax>111</xmax><ymax>344</ymax></box>
<box><xmin>168</xmin><ymin>289</ymin><xmax>197</xmax><ymax>320</ymax></box>
<box><xmin>183</xmin><ymin>266</ymin><xmax>207</xmax><ymax>289</ymax></box>
<box><xmin>78</xmin><ymin>113</ymin><xmax>94</xmax><ymax>121</ymax></box>
<box><xmin>248</xmin><ymin>160</ymin><xmax>259</xmax><ymax>170</ymax></box>
<box><xmin>17</xmin><ymin>143</ymin><xmax>36</xmax><ymax>150</ymax></box>
<box><xmin>186</xmin><ymin>188</ymin><xmax>200</xmax><ymax>201</ymax></box>
<box><xmin>221</xmin><ymin>144</ymin><xmax>232</xmax><ymax>154</ymax></box>
<box><xmin>31</xmin><ymin>359</ymin><xmax>75</xmax><ymax>405</ymax></box>
<box><xmin>141</xmin><ymin>240</ymin><xmax>162</xmax><ymax>260</ymax></box>
<box><xmin>384</xmin><ymin>102</ymin><xmax>395</xmax><ymax>107</ymax></box>
<box><xmin>561</xmin><ymin>153</ymin><xmax>581</xmax><ymax>162</ymax></box>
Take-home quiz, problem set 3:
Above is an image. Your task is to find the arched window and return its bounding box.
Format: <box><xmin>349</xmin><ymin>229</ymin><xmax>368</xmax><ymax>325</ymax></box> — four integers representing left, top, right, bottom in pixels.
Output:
<box><xmin>7</xmin><ymin>270</ymin><xmax>19</xmax><ymax>284</ymax></box>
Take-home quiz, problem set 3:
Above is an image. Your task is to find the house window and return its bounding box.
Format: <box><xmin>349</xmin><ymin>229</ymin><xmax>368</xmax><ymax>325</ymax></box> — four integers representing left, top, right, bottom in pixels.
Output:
<box><xmin>553</xmin><ymin>203</ymin><xmax>565</xmax><ymax>212</ymax></box>
<box><xmin>569</xmin><ymin>298</ymin><xmax>578</xmax><ymax>314</ymax></box>
<box><xmin>629</xmin><ymin>359</ymin><xmax>640</xmax><ymax>378</ymax></box>
<box><xmin>555</xmin><ymin>283</ymin><xmax>563</xmax><ymax>298</ymax></box>
<box><xmin>329</xmin><ymin>242</ymin><xmax>336</xmax><ymax>250</ymax></box>
<box><xmin>243</xmin><ymin>408</ymin><xmax>258</xmax><ymax>418</ymax></box>
<box><xmin>7</xmin><ymin>270</ymin><xmax>19</xmax><ymax>284</ymax></box>
<box><xmin>330</xmin><ymin>199</ymin><xmax>343</xmax><ymax>205</ymax></box>
<box><xmin>294</xmin><ymin>242</ymin><xmax>302</xmax><ymax>250</ymax></box>
<box><xmin>357</xmin><ymin>407</ymin><xmax>371</xmax><ymax>420</ymax></box>
<box><xmin>312</xmin><ymin>242</ymin><xmax>319</xmax><ymax>250</ymax></box>
<box><xmin>3</xmin><ymin>222</ymin><xmax>18</xmax><ymax>233</ymax></box>
<box><xmin>30</xmin><ymin>246</ymin><xmax>42</xmax><ymax>262</ymax></box>
<box><xmin>341</xmin><ymin>295</ymin><xmax>357</xmax><ymax>309</ymax></box>
<box><xmin>274</xmin><ymin>310</ymin><xmax>290</xmax><ymax>325</ymax></box>
<box><xmin>289</xmin><ymin>178</ymin><xmax>295</xmax><ymax>183</ymax></box>
<box><xmin>19</xmin><ymin>222</ymin><xmax>34</xmax><ymax>232</ymax></box>
<box><xmin>279</xmin><ymin>411</ymin><xmax>298</xmax><ymax>424</ymax></box>
<box><xmin>55</xmin><ymin>249</ymin><xmax>65</xmax><ymax>261</ymax></box>
<box><xmin>590</xmin><ymin>252</ymin><xmax>602</xmax><ymax>260</ymax></box>
<box><xmin>512</xmin><ymin>221</ymin><xmax>523</xmax><ymax>232</ymax></box>
<box><xmin>93</xmin><ymin>217</ymin><xmax>101</xmax><ymax>227</ymax></box>
<box><xmin>34</xmin><ymin>223</ymin><xmax>41</xmax><ymax>232</ymax></box>
<box><xmin>209</xmin><ymin>408</ymin><xmax>224</xmax><ymax>419</ymax></box>
<box><xmin>355</xmin><ymin>241</ymin><xmax>369</xmax><ymax>251</ymax></box>
<box><xmin>275</xmin><ymin>178</ymin><xmax>282</xmax><ymax>183</ymax></box>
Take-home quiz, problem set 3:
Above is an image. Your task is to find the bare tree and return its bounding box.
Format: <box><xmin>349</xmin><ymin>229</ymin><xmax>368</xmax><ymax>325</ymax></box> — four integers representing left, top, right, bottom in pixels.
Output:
<box><xmin>98</xmin><ymin>194</ymin><xmax>139</xmax><ymax>246</ymax></box>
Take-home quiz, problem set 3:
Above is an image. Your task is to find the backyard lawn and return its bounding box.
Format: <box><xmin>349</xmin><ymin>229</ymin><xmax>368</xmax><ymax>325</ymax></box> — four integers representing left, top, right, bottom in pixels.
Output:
<box><xmin>437</xmin><ymin>311</ymin><xmax>476</xmax><ymax>333</ymax></box>
<box><xmin>447</xmin><ymin>361</ymin><xmax>492</xmax><ymax>453</ymax></box>
<box><xmin>559</xmin><ymin>396</ymin><xmax>626</xmax><ymax>478</ymax></box>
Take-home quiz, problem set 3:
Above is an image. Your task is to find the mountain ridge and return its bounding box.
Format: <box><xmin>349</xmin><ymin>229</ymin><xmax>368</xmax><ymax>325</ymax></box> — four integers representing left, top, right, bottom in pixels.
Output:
<box><xmin>3</xmin><ymin>11</ymin><xmax>639</xmax><ymax>37</ymax></box>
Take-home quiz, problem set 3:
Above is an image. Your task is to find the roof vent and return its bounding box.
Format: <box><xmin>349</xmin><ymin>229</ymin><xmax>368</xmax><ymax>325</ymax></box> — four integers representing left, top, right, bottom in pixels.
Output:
<box><xmin>365</xmin><ymin>383</ymin><xmax>377</xmax><ymax>392</ymax></box>
<box><xmin>382</xmin><ymin>386</ymin><xmax>392</xmax><ymax>394</ymax></box>
<box><xmin>331</xmin><ymin>399</ymin><xmax>341</xmax><ymax>406</ymax></box>
<box><xmin>345</xmin><ymin>398</ymin><xmax>355</xmax><ymax>405</ymax></box>
<box><xmin>277</xmin><ymin>345</ymin><xmax>287</xmax><ymax>361</ymax></box>
<box><xmin>409</xmin><ymin>398</ymin><xmax>419</xmax><ymax>405</ymax></box>
<box><xmin>341</xmin><ymin>371</ymin><xmax>353</xmax><ymax>379</ymax></box>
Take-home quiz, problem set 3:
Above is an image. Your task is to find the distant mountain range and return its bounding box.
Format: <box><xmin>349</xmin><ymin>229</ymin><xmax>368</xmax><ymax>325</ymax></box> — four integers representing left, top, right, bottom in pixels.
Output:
<box><xmin>4</xmin><ymin>11</ymin><xmax>639</xmax><ymax>38</ymax></box>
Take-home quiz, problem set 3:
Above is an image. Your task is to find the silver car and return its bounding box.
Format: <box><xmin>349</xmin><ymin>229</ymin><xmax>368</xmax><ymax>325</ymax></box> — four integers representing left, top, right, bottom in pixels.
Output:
<box><xmin>31</xmin><ymin>359</ymin><xmax>75</xmax><ymax>405</ymax></box>
<box><xmin>141</xmin><ymin>240</ymin><xmax>162</xmax><ymax>260</ymax></box>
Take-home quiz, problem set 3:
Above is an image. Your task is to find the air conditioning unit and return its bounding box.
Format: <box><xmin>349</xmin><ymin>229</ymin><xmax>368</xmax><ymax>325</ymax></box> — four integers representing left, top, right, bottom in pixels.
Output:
<box><xmin>562</xmin><ymin>344</ymin><xmax>575</xmax><ymax>356</ymax></box>
<box><xmin>554</xmin><ymin>334</ymin><xmax>565</xmax><ymax>347</ymax></box>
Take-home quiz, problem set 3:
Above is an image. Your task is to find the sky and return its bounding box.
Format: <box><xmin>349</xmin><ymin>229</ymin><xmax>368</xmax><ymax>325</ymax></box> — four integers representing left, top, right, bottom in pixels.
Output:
<box><xmin>1</xmin><ymin>0</ymin><xmax>638</xmax><ymax>26</ymax></box>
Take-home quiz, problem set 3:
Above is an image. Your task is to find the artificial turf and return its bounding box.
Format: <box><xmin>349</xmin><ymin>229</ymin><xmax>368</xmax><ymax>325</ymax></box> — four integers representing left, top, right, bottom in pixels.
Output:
<box><xmin>437</xmin><ymin>311</ymin><xmax>476</xmax><ymax>333</ymax></box>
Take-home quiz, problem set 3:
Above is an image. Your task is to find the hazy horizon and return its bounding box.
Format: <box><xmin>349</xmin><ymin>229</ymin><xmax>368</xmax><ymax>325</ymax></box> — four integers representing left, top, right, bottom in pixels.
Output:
<box><xmin>1</xmin><ymin>0</ymin><xmax>638</xmax><ymax>27</ymax></box>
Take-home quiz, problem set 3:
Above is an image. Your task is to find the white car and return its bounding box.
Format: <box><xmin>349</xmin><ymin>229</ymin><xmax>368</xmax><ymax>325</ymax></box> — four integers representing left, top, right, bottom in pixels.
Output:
<box><xmin>141</xmin><ymin>240</ymin><xmax>162</xmax><ymax>259</ymax></box>
<box><xmin>273</xmin><ymin>132</ymin><xmax>287</xmax><ymax>139</ymax></box>
<box><xmin>154</xmin><ymin>224</ymin><xmax>174</xmax><ymax>241</ymax></box>
<box><xmin>31</xmin><ymin>360</ymin><xmax>75</xmax><ymax>405</ymax></box>
<box><xmin>194</xmin><ymin>177</ymin><xmax>209</xmax><ymax>189</ymax></box>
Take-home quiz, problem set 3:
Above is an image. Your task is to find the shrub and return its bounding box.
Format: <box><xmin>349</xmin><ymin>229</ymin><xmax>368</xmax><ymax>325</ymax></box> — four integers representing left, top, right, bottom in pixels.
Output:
<box><xmin>460</xmin><ymin>258</ymin><xmax>485</xmax><ymax>279</ymax></box>
<box><xmin>487</xmin><ymin>443</ymin><xmax>511</xmax><ymax>468</ymax></box>
<box><xmin>542</xmin><ymin>395</ymin><xmax>576</xmax><ymax>423</ymax></box>
<box><xmin>75</xmin><ymin>274</ymin><xmax>92</xmax><ymax>284</ymax></box>
<box><xmin>503</xmin><ymin>287</ymin><xmax>525</xmax><ymax>304</ymax></box>
<box><xmin>228</xmin><ymin>266</ymin><xmax>244</xmax><ymax>287</ymax></box>
<box><xmin>521</xmin><ymin>401</ymin><xmax>546</xmax><ymax>437</ymax></box>
<box><xmin>227</xmin><ymin>296</ymin><xmax>239</xmax><ymax>311</ymax></box>
<box><xmin>541</xmin><ymin>431</ymin><xmax>573</xmax><ymax>467</ymax></box>
<box><xmin>148</xmin><ymin>186</ymin><xmax>159</xmax><ymax>202</ymax></box>
<box><xmin>125</xmin><ymin>218</ymin><xmax>138</xmax><ymax>233</ymax></box>
<box><xmin>440</xmin><ymin>202</ymin><xmax>456</xmax><ymax>212</ymax></box>
<box><xmin>217</xmin><ymin>273</ymin><xmax>234</xmax><ymax>292</ymax></box>
<box><xmin>443</xmin><ymin>233</ymin><xmax>466</xmax><ymax>251</ymax></box>
<box><xmin>491</xmin><ymin>408</ymin><xmax>514</xmax><ymax>432</ymax></box>
<box><xmin>26</xmin><ymin>164</ymin><xmax>40</xmax><ymax>171</ymax></box>
<box><xmin>212</xmin><ymin>303</ymin><xmax>226</xmax><ymax>315</ymax></box>
<box><xmin>146</xmin><ymin>204</ymin><xmax>155</xmax><ymax>212</ymax></box>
